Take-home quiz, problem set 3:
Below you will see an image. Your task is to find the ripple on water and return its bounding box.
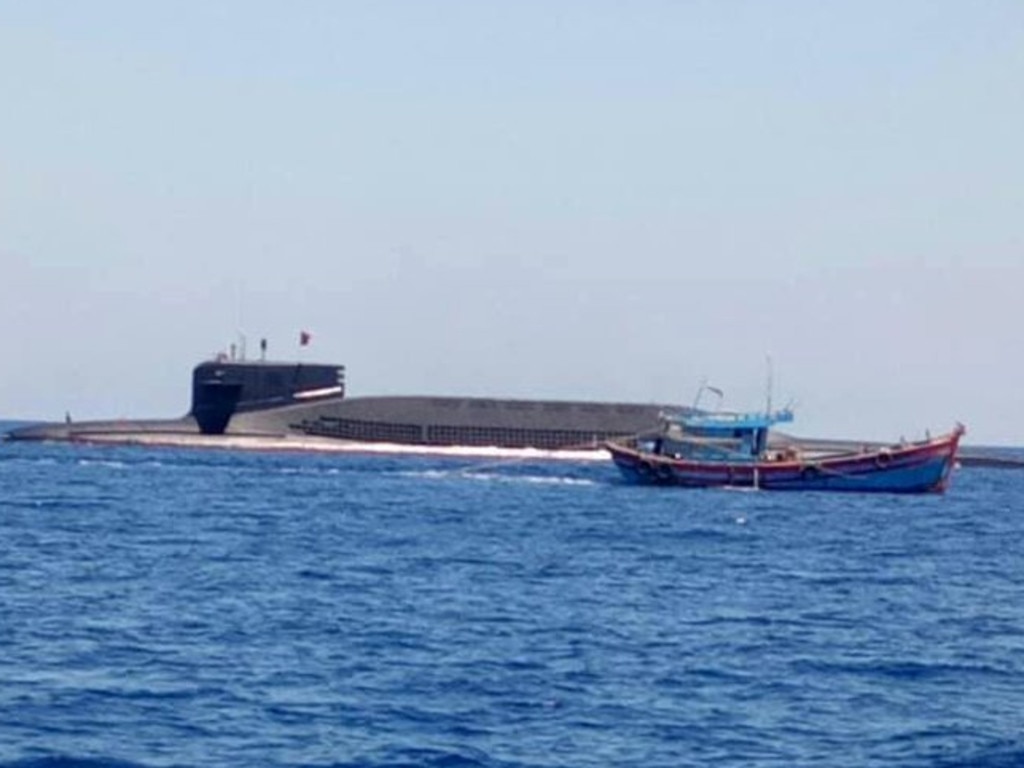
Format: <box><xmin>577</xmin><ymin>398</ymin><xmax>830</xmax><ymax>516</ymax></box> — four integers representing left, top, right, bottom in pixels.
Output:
<box><xmin>0</xmin><ymin>443</ymin><xmax>1022</xmax><ymax>767</ymax></box>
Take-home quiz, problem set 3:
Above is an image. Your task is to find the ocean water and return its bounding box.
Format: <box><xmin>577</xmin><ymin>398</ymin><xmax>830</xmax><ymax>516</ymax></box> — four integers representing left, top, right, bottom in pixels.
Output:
<box><xmin>1</xmin><ymin>431</ymin><xmax>1022</xmax><ymax>768</ymax></box>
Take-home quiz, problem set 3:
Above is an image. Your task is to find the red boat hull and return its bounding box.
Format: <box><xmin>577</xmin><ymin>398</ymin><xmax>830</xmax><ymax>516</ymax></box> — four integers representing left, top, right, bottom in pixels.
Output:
<box><xmin>606</xmin><ymin>426</ymin><xmax>965</xmax><ymax>494</ymax></box>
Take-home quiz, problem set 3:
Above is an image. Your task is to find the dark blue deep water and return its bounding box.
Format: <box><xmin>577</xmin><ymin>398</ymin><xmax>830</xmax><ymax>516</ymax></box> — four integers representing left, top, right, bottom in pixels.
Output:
<box><xmin>2</xmin><ymin>432</ymin><xmax>1022</xmax><ymax>767</ymax></box>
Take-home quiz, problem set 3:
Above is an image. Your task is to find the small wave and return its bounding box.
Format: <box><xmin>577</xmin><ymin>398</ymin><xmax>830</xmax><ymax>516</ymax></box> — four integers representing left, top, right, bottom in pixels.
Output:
<box><xmin>75</xmin><ymin>460</ymin><xmax>127</xmax><ymax>469</ymax></box>
<box><xmin>275</xmin><ymin>466</ymin><xmax>342</xmax><ymax>476</ymax></box>
<box><xmin>460</xmin><ymin>472</ymin><xmax>596</xmax><ymax>487</ymax></box>
<box><xmin>321</xmin><ymin>745</ymin><xmax>507</xmax><ymax>768</ymax></box>
<box><xmin>0</xmin><ymin>758</ymin><xmax>152</xmax><ymax>768</ymax></box>
<box><xmin>3</xmin><ymin>499</ymin><xmax>111</xmax><ymax>512</ymax></box>
<box><xmin>792</xmin><ymin>658</ymin><xmax>1012</xmax><ymax>681</ymax></box>
<box><xmin>397</xmin><ymin>468</ymin><xmax>596</xmax><ymax>486</ymax></box>
<box><xmin>0</xmin><ymin>457</ymin><xmax>59</xmax><ymax>467</ymax></box>
<box><xmin>932</xmin><ymin>739</ymin><xmax>1024</xmax><ymax>768</ymax></box>
<box><xmin>397</xmin><ymin>469</ymin><xmax>453</xmax><ymax>480</ymax></box>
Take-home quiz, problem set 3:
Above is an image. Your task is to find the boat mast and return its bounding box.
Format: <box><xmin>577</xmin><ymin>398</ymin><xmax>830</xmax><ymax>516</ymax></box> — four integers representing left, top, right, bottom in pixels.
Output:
<box><xmin>235</xmin><ymin>280</ymin><xmax>247</xmax><ymax>361</ymax></box>
<box><xmin>692</xmin><ymin>378</ymin><xmax>708</xmax><ymax>410</ymax></box>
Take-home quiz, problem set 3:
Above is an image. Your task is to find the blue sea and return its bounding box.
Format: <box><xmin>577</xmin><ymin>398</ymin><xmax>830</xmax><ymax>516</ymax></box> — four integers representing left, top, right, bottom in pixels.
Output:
<box><xmin>1</xmin><ymin>427</ymin><xmax>1022</xmax><ymax>768</ymax></box>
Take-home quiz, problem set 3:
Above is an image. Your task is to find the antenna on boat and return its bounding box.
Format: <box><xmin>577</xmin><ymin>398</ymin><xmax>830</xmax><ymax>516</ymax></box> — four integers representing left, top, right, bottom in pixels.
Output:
<box><xmin>693</xmin><ymin>379</ymin><xmax>724</xmax><ymax>412</ymax></box>
<box><xmin>765</xmin><ymin>354</ymin><xmax>774</xmax><ymax>415</ymax></box>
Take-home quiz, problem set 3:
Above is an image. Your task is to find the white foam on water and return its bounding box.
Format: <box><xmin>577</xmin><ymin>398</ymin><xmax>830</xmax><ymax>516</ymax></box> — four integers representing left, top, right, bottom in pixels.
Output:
<box><xmin>74</xmin><ymin>431</ymin><xmax>612</xmax><ymax>463</ymax></box>
<box><xmin>76</xmin><ymin>459</ymin><xmax>128</xmax><ymax>469</ymax></box>
<box><xmin>7</xmin><ymin>457</ymin><xmax>60</xmax><ymax>467</ymax></box>
<box><xmin>459</xmin><ymin>472</ymin><xmax>597</xmax><ymax>487</ymax></box>
<box><xmin>275</xmin><ymin>466</ymin><xmax>344</xmax><ymax>476</ymax></box>
<box><xmin>397</xmin><ymin>469</ymin><xmax>454</xmax><ymax>480</ymax></box>
<box><xmin>396</xmin><ymin>468</ymin><xmax>597</xmax><ymax>487</ymax></box>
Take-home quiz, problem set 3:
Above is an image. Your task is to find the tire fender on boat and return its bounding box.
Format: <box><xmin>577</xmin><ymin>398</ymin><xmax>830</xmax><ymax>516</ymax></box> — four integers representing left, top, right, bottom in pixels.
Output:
<box><xmin>875</xmin><ymin>450</ymin><xmax>892</xmax><ymax>469</ymax></box>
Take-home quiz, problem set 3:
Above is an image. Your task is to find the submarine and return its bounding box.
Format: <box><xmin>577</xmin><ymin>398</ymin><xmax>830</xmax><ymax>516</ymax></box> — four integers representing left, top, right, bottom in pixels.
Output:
<box><xmin>6</xmin><ymin>352</ymin><xmax>1021</xmax><ymax>469</ymax></box>
<box><xmin>5</xmin><ymin>355</ymin><xmax>683</xmax><ymax>451</ymax></box>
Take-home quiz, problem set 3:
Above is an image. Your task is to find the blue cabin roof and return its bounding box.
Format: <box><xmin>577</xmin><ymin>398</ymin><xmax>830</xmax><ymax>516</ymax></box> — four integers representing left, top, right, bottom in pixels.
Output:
<box><xmin>673</xmin><ymin>408</ymin><xmax>794</xmax><ymax>433</ymax></box>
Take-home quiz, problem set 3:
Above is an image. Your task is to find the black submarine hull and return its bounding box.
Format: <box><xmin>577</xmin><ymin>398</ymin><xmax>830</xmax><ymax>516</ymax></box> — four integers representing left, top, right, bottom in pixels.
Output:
<box><xmin>6</xmin><ymin>359</ymin><xmax>679</xmax><ymax>450</ymax></box>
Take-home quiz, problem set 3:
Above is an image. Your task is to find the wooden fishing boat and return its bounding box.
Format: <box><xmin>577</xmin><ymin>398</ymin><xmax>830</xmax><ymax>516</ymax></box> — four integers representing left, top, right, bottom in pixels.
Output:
<box><xmin>604</xmin><ymin>408</ymin><xmax>965</xmax><ymax>494</ymax></box>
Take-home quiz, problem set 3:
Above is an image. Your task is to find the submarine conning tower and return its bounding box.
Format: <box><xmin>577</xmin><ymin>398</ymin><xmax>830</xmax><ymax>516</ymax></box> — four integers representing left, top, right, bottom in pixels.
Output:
<box><xmin>191</xmin><ymin>359</ymin><xmax>346</xmax><ymax>435</ymax></box>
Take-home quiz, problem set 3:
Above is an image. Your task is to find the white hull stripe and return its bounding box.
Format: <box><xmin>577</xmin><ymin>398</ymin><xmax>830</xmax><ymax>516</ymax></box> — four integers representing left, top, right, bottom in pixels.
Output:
<box><xmin>293</xmin><ymin>386</ymin><xmax>344</xmax><ymax>400</ymax></box>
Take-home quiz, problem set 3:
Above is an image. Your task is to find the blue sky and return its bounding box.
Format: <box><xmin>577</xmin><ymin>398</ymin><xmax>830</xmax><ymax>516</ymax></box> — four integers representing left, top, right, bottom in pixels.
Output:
<box><xmin>1</xmin><ymin>2</ymin><xmax>1021</xmax><ymax>444</ymax></box>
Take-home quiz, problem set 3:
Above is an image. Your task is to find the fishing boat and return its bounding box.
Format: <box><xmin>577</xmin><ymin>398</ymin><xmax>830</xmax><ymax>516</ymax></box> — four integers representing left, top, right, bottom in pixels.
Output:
<box><xmin>604</xmin><ymin>407</ymin><xmax>965</xmax><ymax>494</ymax></box>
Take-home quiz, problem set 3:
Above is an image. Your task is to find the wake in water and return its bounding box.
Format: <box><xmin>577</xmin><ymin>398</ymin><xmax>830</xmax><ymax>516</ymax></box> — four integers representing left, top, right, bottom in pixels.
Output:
<box><xmin>397</xmin><ymin>466</ymin><xmax>599</xmax><ymax>487</ymax></box>
<box><xmin>48</xmin><ymin>430</ymin><xmax>613</xmax><ymax>463</ymax></box>
<box><xmin>75</xmin><ymin>459</ymin><xmax>129</xmax><ymax>469</ymax></box>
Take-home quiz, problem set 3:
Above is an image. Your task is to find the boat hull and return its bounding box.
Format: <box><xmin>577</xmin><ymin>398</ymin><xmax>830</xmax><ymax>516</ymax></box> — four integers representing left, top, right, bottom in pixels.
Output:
<box><xmin>606</xmin><ymin>426</ymin><xmax>965</xmax><ymax>494</ymax></box>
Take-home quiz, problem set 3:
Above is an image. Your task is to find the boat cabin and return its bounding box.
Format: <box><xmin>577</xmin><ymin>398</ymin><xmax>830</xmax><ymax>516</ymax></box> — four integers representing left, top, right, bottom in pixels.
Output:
<box><xmin>647</xmin><ymin>408</ymin><xmax>795</xmax><ymax>462</ymax></box>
